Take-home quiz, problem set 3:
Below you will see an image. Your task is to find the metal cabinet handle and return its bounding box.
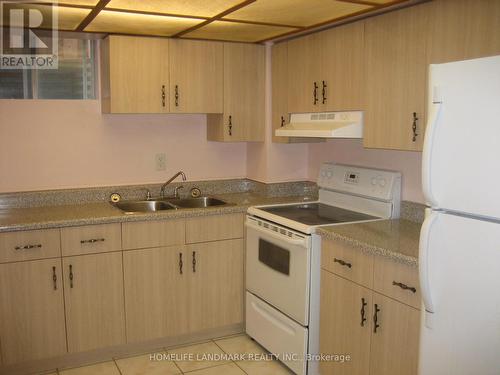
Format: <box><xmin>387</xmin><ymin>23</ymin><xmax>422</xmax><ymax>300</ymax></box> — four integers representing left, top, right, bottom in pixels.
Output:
<box><xmin>392</xmin><ymin>281</ymin><xmax>417</xmax><ymax>293</ymax></box>
<box><xmin>192</xmin><ymin>251</ymin><xmax>196</xmax><ymax>273</ymax></box>
<box><xmin>412</xmin><ymin>112</ymin><xmax>419</xmax><ymax>142</ymax></box>
<box><xmin>313</xmin><ymin>81</ymin><xmax>318</xmax><ymax>105</ymax></box>
<box><xmin>360</xmin><ymin>297</ymin><xmax>367</xmax><ymax>327</ymax></box>
<box><xmin>52</xmin><ymin>266</ymin><xmax>57</xmax><ymax>290</ymax></box>
<box><xmin>69</xmin><ymin>264</ymin><xmax>74</xmax><ymax>288</ymax></box>
<box><xmin>80</xmin><ymin>238</ymin><xmax>105</xmax><ymax>244</ymax></box>
<box><xmin>179</xmin><ymin>252</ymin><xmax>183</xmax><ymax>275</ymax></box>
<box><xmin>15</xmin><ymin>243</ymin><xmax>42</xmax><ymax>250</ymax></box>
<box><xmin>334</xmin><ymin>257</ymin><xmax>352</xmax><ymax>268</ymax></box>
<box><xmin>280</xmin><ymin>115</ymin><xmax>285</xmax><ymax>127</ymax></box>
<box><xmin>322</xmin><ymin>80</ymin><xmax>327</xmax><ymax>104</ymax></box>
<box><xmin>373</xmin><ymin>304</ymin><xmax>380</xmax><ymax>333</ymax></box>
<box><xmin>161</xmin><ymin>85</ymin><xmax>166</xmax><ymax>107</ymax></box>
<box><xmin>175</xmin><ymin>85</ymin><xmax>179</xmax><ymax>107</ymax></box>
<box><xmin>228</xmin><ymin>115</ymin><xmax>233</xmax><ymax>136</ymax></box>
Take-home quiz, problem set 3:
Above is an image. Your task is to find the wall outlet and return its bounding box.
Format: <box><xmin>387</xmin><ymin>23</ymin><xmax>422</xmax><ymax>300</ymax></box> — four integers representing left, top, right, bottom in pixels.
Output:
<box><xmin>155</xmin><ymin>153</ymin><xmax>166</xmax><ymax>171</ymax></box>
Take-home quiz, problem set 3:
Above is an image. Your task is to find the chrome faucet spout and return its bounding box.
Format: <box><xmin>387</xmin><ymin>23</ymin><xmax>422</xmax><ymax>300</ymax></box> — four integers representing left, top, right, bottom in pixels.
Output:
<box><xmin>160</xmin><ymin>171</ymin><xmax>187</xmax><ymax>198</ymax></box>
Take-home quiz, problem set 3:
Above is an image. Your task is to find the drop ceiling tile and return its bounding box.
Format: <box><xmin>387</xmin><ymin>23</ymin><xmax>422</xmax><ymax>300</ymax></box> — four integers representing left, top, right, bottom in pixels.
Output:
<box><xmin>85</xmin><ymin>10</ymin><xmax>203</xmax><ymax>36</ymax></box>
<box><xmin>182</xmin><ymin>20</ymin><xmax>297</xmax><ymax>42</ymax></box>
<box><xmin>0</xmin><ymin>3</ymin><xmax>91</xmax><ymax>30</ymax></box>
<box><xmin>106</xmin><ymin>0</ymin><xmax>243</xmax><ymax>18</ymax></box>
<box><xmin>224</xmin><ymin>0</ymin><xmax>372</xmax><ymax>27</ymax></box>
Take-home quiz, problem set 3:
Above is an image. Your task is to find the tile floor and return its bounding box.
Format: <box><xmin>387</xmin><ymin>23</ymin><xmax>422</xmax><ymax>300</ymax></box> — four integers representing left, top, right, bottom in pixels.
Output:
<box><xmin>39</xmin><ymin>334</ymin><xmax>293</xmax><ymax>375</ymax></box>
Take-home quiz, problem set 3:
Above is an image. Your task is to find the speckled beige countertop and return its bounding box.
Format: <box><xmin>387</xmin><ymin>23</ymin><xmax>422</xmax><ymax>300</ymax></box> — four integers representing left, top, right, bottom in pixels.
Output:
<box><xmin>316</xmin><ymin>219</ymin><xmax>421</xmax><ymax>267</ymax></box>
<box><xmin>0</xmin><ymin>192</ymin><xmax>315</xmax><ymax>233</ymax></box>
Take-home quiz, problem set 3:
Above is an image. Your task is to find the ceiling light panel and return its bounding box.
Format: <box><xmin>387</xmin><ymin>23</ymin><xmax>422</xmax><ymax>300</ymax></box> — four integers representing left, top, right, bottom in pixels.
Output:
<box><xmin>224</xmin><ymin>0</ymin><xmax>372</xmax><ymax>27</ymax></box>
<box><xmin>183</xmin><ymin>20</ymin><xmax>297</xmax><ymax>42</ymax></box>
<box><xmin>85</xmin><ymin>11</ymin><xmax>203</xmax><ymax>36</ymax></box>
<box><xmin>106</xmin><ymin>0</ymin><xmax>243</xmax><ymax>17</ymax></box>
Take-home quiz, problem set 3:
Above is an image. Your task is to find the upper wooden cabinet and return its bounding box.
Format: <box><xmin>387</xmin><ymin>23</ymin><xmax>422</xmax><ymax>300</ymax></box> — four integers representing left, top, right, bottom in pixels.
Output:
<box><xmin>101</xmin><ymin>36</ymin><xmax>169</xmax><ymax>114</ymax></box>
<box><xmin>207</xmin><ymin>43</ymin><xmax>266</xmax><ymax>142</ymax></box>
<box><xmin>363</xmin><ymin>5</ymin><xmax>430</xmax><ymax>151</ymax></box>
<box><xmin>272</xmin><ymin>41</ymin><xmax>290</xmax><ymax>143</ymax></box>
<box><xmin>169</xmin><ymin>39</ymin><xmax>223</xmax><ymax>113</ymax></box>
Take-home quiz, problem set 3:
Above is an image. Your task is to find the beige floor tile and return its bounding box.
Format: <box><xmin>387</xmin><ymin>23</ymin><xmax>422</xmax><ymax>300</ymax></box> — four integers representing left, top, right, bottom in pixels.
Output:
<box><xmin>168</xmin><ymin>341</ymin><xmax>229</xmax><ymax>372</ymax></box>
<box><xmin>115</xmin><ymin>351</ymin><xmax>181</xmax><ymax>375</ymax></box>
<box><xmin>59</xmin><ymin>361</ymin><xmax>120</xmax><ymax>375</ymax></box>
<box><xmin>236</xmin><ymin>358</ymin><xmax>294</xmax><ymax>375</ymax></box>
<box><xmin>187</xmin><ymin>363</ymin><xmax>246</xmax><ymax>375</ymax></box>
<box><xmin>215</xmin><ymin>334</ymin><xmax>266</xmax><ymax>356</ymax></box>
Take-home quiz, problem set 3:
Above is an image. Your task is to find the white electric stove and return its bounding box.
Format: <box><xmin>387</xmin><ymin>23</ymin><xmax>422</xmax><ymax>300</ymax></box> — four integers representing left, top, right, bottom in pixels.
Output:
<box><xmin>245</xmin><ymin>163</ymin><xmax>402</xmax><ymax>375</ymax></box>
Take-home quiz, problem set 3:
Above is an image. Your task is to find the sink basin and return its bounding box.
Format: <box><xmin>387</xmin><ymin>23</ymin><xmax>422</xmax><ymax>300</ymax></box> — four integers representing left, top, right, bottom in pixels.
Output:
<box><xmin>170</xmin><ymin>197</ymin><xmax>229</xmax><ymax>208</ymax></box>
<box><xmin>112</xmin><ymin>200</ymin><xmax>177</xmax><ymax>213</ymax></box>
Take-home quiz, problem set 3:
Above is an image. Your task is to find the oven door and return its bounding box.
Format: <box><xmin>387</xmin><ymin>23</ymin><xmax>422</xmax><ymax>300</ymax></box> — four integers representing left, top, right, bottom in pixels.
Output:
<box><xmin>246</xmin><ymin>216</ymin><xmax>311</xmax><ymax>325</ymax></box>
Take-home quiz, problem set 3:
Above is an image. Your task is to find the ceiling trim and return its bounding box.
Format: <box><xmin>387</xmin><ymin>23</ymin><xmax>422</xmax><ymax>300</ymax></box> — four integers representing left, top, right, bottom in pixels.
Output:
<box><xmin>75</xmin><ymin>0</ymin><xmax>111</xmax><ymax>32</ymax></box>
<box><xmin>103</xmin><ymin>7</ymin><xmax>209</xmax><ymax>21</ymax></box>
<box><xmin>335</xmin><ymin>0</ymin><xmax>383</xmax><ymax>6</ymax></box>
<box><xmin>222</xmin><ymin>18</ymin><xmax>304</xmax><ymax>29</ymax></box>
<box><xmin>172</xmin><ymin>0</ymin><xmax>257</xmax><ymax>38</ymax></box>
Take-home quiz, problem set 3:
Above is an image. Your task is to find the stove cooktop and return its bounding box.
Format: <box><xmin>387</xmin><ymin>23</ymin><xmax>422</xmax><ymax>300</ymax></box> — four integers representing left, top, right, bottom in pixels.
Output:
<box><xmin>258</xmin><ymin>203</ymin><xmax>378</xmax><ymax>226</ymax></box>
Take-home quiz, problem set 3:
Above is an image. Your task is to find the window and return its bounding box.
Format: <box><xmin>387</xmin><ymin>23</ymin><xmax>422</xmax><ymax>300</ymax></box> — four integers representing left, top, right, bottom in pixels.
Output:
<box><xmin>0</xmin><ymin>38</ymin><xmax>97</xmax><ymax>99</ymax></box>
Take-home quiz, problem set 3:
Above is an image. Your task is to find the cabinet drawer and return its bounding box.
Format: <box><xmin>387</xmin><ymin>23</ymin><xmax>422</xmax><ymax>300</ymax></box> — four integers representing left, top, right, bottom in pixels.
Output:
<box><xmin>61</xmin><ymin>223</ymin><xmax>122</xmax><ymax>256</ymax></box>
<box><xmin>122</xmin><ymin>219</ymin><xmax>185</xmax><ymax>250</ymax></box>
<box><xmin>186</xmin><ymin>213</ymin><xmax>244</xmax><ymax>243</ymax></box>
<box><xmin>373</xmin><ymin>255</ymin><xmax>421</xmax><ymax>309</ymax></box>
<box><xmin>0</xmin><ymin>229</ymin><xmax>61</xmax><ymax>263</ymax></box>
<box><xmin>321</xmin><ymin>238</ymin><xmax>374</xmax><ymax>288</ymax></box>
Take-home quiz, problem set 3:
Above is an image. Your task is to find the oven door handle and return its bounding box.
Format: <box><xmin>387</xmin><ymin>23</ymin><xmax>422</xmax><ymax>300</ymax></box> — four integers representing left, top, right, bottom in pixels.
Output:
<box><xmin>246</xmin><ymin>220</ymin><xmax>308</xmax><ymax>247</ymax></box>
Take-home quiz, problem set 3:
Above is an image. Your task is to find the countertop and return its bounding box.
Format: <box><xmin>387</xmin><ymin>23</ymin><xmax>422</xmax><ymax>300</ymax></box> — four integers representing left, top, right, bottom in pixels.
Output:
<box><xmin>0</xmin><ymin>192</ymin><xmax>315</xmax><ymax>233</ymax></box>
<box><xmin>316</xmin><ymin>219</ymin><xmax>421</xmax><ymax>267</ymax></box>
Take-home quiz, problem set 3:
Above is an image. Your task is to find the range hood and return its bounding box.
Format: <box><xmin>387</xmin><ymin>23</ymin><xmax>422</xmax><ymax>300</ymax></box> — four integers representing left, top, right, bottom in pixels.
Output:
<box><xmin>275</xmin><ymin>111</ymin><xmax>363</xmax><ymax>138</ymax></box>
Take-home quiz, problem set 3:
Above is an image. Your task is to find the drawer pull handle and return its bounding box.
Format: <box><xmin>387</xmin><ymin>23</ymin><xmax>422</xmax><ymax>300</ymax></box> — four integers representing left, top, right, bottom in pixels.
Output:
<box><xmin>392</xmin><ymin>281</ymin><xmax>417</xmax><ymax>293</ymax></box>
<box><xmin>228</xmin><ymin>115</ymin><xmax>233</xmax><ymax>136</ymax></box>
<box><xmin>334</xmin><ymin>258</ymin><xmax>352</xmax><ymax>268</ymax></box>
<box><xmin>313</xmin><ymin>81</ymin><xmax>318</xmax><ymax>105</ymax></box>
<box><xmin>15</xmin><ymin>244</ymin><xmax>42</xmax><ymax>250</ymax></box>
<box><xmin>52</xmin><ymin>266</ymin><xmax>57</xmax><ymax>290</ymax></box>
<box><xmin>192</xmin><ymin>251</ymin><xmax>196</xmax><ymax>273</ymax></box>
<box><xmin>80</xmin><ymin>238</ymin><xmax>105</xmax><ymax>244</ymax></box>
<box><xmin>322</xmin><ymin>80</ymin><xmax>327</xmax><ymax>104</ymax></box>
<box><xmin>69</xmin><ymin>264</ymin><xmax>74</xmax><ymax>288</ymax></box>
<box><xmin>360</xmin><ymin>297</ymin><xmax>367</xmax><ymax>327</ymax></box>
<box><xmin>175</xmin><ymin>85</ymin><xmax>179</xmax><ymax>107</ymax></box>
<box><xmin>161</xmin><ymin>85</ymin><xmax>166</xmax><ymax>107</ymax></box>
<box><xmin>179</xmin><ymin>252</ymin><xmax>183</xmax><ymax>275</ymax></box>
<box><xmin>412</xmin><ymin>112</ymin><xmax>419</xmax><ymax>142</ymax></box>
<box><xmin>373</xmin><ymin>303</ymin><xmax>380</xmax><ymax>333</ymax></box>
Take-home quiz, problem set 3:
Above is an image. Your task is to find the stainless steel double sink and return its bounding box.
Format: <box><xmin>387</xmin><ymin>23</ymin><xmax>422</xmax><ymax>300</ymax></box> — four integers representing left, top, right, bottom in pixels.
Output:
<box><xmin>111</xmin><ymin>196</ymin><xmax>230</xmax><ymax>214</ymax></box>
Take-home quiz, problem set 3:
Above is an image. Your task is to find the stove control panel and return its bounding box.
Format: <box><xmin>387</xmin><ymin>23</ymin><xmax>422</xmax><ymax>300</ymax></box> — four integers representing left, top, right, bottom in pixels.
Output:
<box><xmin>318</xmin><ymin>163</ymin><xmax>401</xmax><ymax>202</ymax></box>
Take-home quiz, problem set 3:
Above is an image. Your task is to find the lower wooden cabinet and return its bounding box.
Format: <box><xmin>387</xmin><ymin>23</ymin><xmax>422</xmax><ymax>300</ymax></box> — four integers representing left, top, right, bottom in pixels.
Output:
<box><xmin>0</xmin><ymin>259</ymin><xmax>67</xmax><ymax>364</ymax></box>
<box><xmin>63</xmin><ymin>252</ymin><xmax>126</xmax><ymax>352</ymax></box>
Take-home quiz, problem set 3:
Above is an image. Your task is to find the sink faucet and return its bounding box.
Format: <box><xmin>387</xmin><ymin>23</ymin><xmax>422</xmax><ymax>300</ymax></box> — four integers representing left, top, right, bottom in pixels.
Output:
<box><xmin>160</xmin><ymin>171</ymin><xmax>187</xmax><ymax>198</ymax></box>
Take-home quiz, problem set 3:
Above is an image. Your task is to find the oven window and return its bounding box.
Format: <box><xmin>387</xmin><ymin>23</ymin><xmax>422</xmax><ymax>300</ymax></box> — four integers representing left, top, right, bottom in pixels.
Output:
<box><xmin>258</xmin><ymin>239</ymin><xmax>290</xmax><ymax>275</ymax></box>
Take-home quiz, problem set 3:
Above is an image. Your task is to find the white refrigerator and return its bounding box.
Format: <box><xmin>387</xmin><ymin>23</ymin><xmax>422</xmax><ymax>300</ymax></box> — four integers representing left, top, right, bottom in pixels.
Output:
<box><xmin>419</xmin><ymin>55</ymin><xmax>500</xmax><ymax>375</ymax></box>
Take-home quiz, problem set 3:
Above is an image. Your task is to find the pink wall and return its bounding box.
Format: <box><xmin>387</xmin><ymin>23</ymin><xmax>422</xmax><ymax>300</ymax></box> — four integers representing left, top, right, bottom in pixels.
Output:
<box><xmin>0</xmin><ymin>100</ymin><xmax>247</xmax><ymax>193</ymax></box>
<box><xmin>308</xmin><ymin>139</ymin><xmax>424</xmax><ymax>203</ymax></box>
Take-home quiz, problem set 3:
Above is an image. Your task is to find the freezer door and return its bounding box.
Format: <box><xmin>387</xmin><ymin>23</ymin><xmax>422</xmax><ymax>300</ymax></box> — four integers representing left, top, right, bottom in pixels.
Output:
<box><xmin>422</xmin><ymin>55</ymin><xmax>500</xmax><ymax>220</ymax></box>
<box><xmin>418</xmin><ymin>211</ymin><xmax>500</xmax><ymax>375</ymax></box>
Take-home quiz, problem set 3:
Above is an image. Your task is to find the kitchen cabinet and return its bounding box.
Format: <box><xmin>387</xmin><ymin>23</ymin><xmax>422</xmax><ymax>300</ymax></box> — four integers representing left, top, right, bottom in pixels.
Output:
<box><xmin>363</xmin><ymin>4</ymin><xmax>430</xmax><ymax>151</ymax></box>
<box><xmin>272</xmin><ymin>41</ymin><xmax>290</xmax><ymax>143</ymax></box>
<box><xmin>169</xmin><ymin>39</ymin><xmax>223</xmax><ymax>113</ymax></box>
<box><xmin>63</xmin><ymin>252</ymin><xmax>126</xmax><ymax>352</ymax></box>
<box><xmin>207</xmin><ymin>43</ymin><xmax>265</xmax><ymax>142</ymax></box>
<box><xmin>101</xmin><ymin>36</ymin><xmax>169</xmax><ymax>113</ymax></box>
<box><xmin>0</xmin><ymin>259</ymin><xmax>67</xmax><ymax>364</ymax></box>
<box><xmin>185</xmin><ymin>213</ymin><xmax>244</xmax><ymax>243</ymax></box>
<box><xmin>60</xmin><ymin>223</ymin><xmax>122</xmax><ymax>256</ymax></box>
<box><xmin>123</xmin><ymin>246</ymin><xmax>189</xmax><ymax>343</ymax></box>
<box><xmin>187</xmin><ymin>239</ymin><xmax>244</xmax><ymax>332</ymax></box>
<box><xmin>122</xmin><ymin>219</ymin><xmax>185</xmax><ymax>250</ymax></box>
<box><xmin>0</xmin><ymin>228</ymin><xmax>60</xmax><ymax>263</ymax></box>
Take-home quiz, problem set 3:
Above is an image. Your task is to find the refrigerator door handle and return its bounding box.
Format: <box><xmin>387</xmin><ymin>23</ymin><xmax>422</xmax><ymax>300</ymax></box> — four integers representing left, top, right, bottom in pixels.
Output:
<box><xmin>422</xmin><ymin>98</ymin><xmax>443</xmax><ymax>208</ymax></box>
<box><xmin>419</xmin><ymin>210</ymin><xmax>438</xmax><ymax>314</ymax></box>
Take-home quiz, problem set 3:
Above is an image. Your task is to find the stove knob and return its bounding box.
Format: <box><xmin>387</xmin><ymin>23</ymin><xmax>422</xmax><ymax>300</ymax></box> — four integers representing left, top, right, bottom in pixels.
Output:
<box><xmin>321</xmin><ymin>171</ymin><xmax>327</xmax><ymax>177</ymax></box>
<box><xmin>378</xmin><ymin>178</ymin><xmax>387</xmax><ymax>187</ymax></box>
<box><xmin>371</xmin><ymin>177</ymin><xmax>377</xmax><ymax>186</ymax></box>
<box><xmin>326</xmin><ymin>171</ymin><xmax>333</xmax><ymax>178</ymax></box>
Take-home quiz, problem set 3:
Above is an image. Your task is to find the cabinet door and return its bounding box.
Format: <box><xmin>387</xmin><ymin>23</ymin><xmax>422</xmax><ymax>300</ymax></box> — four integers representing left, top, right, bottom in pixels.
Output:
<box><xmin>0</xmin><ymin>259</ymin><xmax>66</xmax><ymax>364</ymax></box>
<box><xmin>364</xmin><ymin>5</ymin><xmax>429</xmax><ymax>151</ymax></box>
<box><xmin>224</xmin><ymin>43</ymin><xmax>265</xmax><ymax>142</ymax></box>
<box><xmin>187</xmin><ymin>239</ymin><xmax>244</xmax><ymax>332</ymax></box>
<box><xmin>272</xmin><ymin>42</ymin><xmax>290</xmax><ymax>143</ymax></box>
<box><xmin>63</xmin><ymin>252</ymin><xmax>126</xmax><ymax>352</ymax></box>
<box><xmin>321</xmin><ymin>21</ymin><xmax>365</xmax><ymax>111</ymax></box>
<box><xmin>369</xmin><ymin>293</ymin><xmax>420</xmax><ymax>375</ymax></box>
<box><xmin>169</xmin><ymin>39</ymin><xmax>223</xmax><ymax>113</ymax></box>
<box><xmin>428</xmin><ymin>0</ymin><xmax>500</xmax><ymax>64</ymax></box>
<box><xmin>102</xmin><ymin>36</ymin><xmax>168</xmax><ymax>113</ymax></box>
<box><xmin>320</xmin><ymin>270</ymin><xmax>372</xmax><ymax>375</ymax></box>
<box><xmin>287</xmin><ymin>33</ymin><xmax>323</xmax><ymax>113</ymax></box>
<box><xmin>123</xmin><ymin>246</ymin><xmax>189</xmax><ymax>343</ymax></box>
